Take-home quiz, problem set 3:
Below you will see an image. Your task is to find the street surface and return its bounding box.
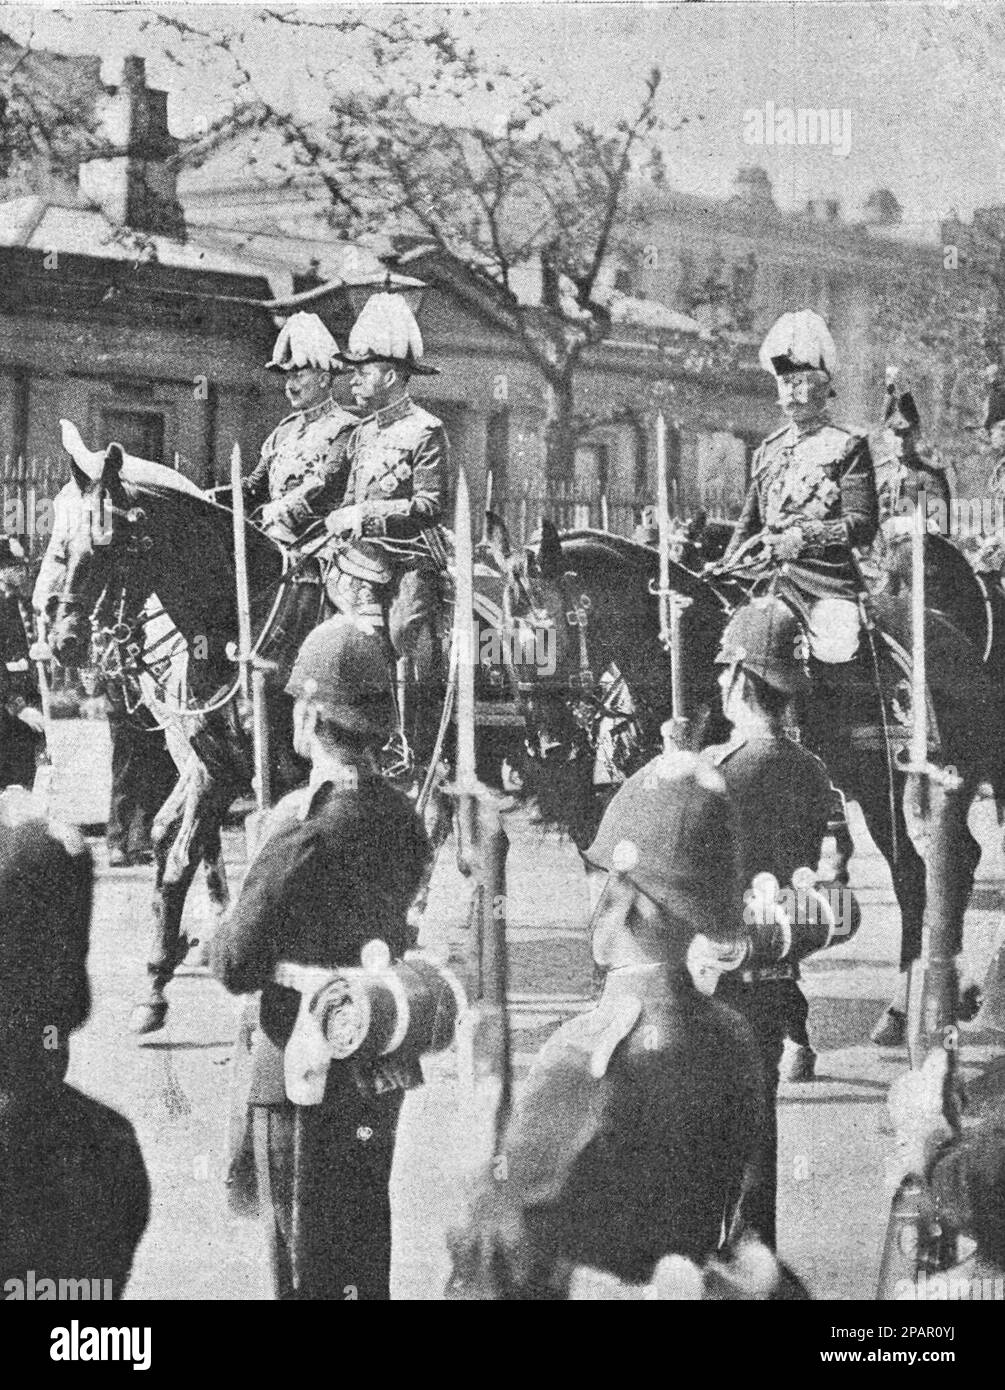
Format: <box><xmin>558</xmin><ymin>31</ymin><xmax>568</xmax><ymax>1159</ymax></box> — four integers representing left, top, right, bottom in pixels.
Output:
<box><xmin>48</xmin><ymin>717</ymin><xmax>1005</xmax><ymax>1301</ymax></box>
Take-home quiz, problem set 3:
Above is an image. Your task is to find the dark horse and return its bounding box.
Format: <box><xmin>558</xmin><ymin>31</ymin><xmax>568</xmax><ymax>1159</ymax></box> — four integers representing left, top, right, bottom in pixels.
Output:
<box><xmin>486</xmin><ymin>513</ymin><xmax>1005</xmax><ymax>1038</ymax></box>
<box><xmin>48</xmin><ymin>430</ymin><xmax>518</xmax><ymax>1033</ymax></box>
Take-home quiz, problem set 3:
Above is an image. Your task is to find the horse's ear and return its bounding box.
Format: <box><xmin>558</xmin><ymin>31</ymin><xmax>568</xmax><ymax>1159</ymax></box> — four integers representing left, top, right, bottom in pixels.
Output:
<box><xmin>59</xmin><ymin>418</ymin><xmax>101</xmax><ymax>491</ymax></box>
<box><xmin>537</xmin><ymin>519</ymin><xmax>563</xmax><ymax>579</ymax></box>
<box><xmin>104</xmin><ymin>443</ymin><xmax>125</xmax><ymax>476</ymax></box>
<box><xmin>485</xmin><ymin>510</ymin><xmax>512</xmax><ymax>565</ymax></box>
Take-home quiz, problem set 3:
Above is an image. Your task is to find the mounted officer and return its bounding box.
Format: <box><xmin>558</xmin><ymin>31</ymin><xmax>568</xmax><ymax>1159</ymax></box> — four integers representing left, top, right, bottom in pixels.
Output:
<box><xmin>322</xmin><ymin>291</ymin><xmax>447</xmax><ymax>637</ymax></box>
<box><xmin>322</xmin><ymin>290</ymin><xmax>449</xmax><ymax>768</ymax></box>
<box><xmin>212</xmin><ymin>616</ymin><xmax>433</xmax><ymax>1300</ymax></box>
<box><xmin>719</xmin><ymin>310</ymin><xmax>879</xmax><ymax>667</ymax></box>
<box><xmin>243</xmin><ymin>311</ymin><xmax>359</xmax><ymax>542</ymax></box>
<box><xmin>876</xmin><ymin>374</ymin><xmax>951</xmax><ymax>521</ymax></box>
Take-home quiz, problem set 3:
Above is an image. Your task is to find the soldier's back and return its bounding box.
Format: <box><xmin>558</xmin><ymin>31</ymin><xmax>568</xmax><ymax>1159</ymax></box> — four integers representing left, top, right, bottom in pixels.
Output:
<box><xmin>0</xmin><ymin>1082</ymin><xmax>150</xmax><ymax>1297</ymax></box>
<box><xmin>522</xmin><ymin>980</ymin><xmax>765</xmax><ymax>1283</ymax></box>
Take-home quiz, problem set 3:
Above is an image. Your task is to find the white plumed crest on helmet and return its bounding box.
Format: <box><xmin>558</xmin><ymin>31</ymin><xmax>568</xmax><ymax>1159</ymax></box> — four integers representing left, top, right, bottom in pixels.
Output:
<box><xmin>268</xmin><ymin>312</ymin><xmax>340</xmax><ymax>371</ymax></box>
<box><xmin>758</xmin><ymin>310</ymin><xmax>837</xmax><ymax>377</ymax></box>
<box><xmin>348</xmin><ymin>292</ymin><xmax>424</xmax><ymax>364</ymax></box>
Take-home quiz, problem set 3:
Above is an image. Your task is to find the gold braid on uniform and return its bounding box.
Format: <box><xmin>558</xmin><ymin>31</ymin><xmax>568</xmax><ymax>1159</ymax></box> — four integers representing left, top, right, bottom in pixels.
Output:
<box><xmin>785</xmin><ymin>517</ymin><xmax>849</xmax><ymax>557</ymax></box>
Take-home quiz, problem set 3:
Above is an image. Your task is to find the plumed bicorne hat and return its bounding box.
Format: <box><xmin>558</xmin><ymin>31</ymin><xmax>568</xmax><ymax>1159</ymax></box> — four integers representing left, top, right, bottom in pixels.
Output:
<box><xmin>585</xmin><ymin>751</ymin><xmax>744</xmax><ymax>942</ymax></box>
<box><xmin>266</xmin><ymin>312</ymin><xmax>346</xmax><ymax>374</ymax></box>
<box><xmin>758</xmin><ymin>310</ymin><xmax>837</xmax><ymax>379</ymax></box>
<box><xmin>341</xmin><ymin>292</ymin><xmax>439</xmax><ymax>376</ymax></box>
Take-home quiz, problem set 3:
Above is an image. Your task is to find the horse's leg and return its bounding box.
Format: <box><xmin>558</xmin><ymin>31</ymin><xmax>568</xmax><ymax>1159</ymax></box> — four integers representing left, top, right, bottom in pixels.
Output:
<box><xmin>186</xmin><ymin>827</ymin><xmax>231</xmax><ymax>969</ymax></box>
<box><xmin>845</xmin><ymin>765</ymin><xmax>926</xmax><ymax>1045</ymax></box>
<box><xmin>130</xmin><ymin>756</ymin><xmax>234</xmax><ymax>1034</ymax></box>
<box><xmin>855</xmin><ymin>764</ymin><xmax>981</xmax><ymax>1044</ymax></box>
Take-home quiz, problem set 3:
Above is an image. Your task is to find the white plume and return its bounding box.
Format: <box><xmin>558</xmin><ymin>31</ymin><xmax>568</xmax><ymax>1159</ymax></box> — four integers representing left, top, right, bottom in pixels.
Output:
<box><xmin>348</xmin><ymin>293</ymin><xmax>424</xmax><ymax>363</ymax></box>
<box><xmin>758</xmin><ymin>310</ymin><xmax>837</xmax><ymax>376</ymax></box>
<box><xmin>269</xmin><ymin>312</ymin><xmax>340</xmax><ymax>370</ymax></box>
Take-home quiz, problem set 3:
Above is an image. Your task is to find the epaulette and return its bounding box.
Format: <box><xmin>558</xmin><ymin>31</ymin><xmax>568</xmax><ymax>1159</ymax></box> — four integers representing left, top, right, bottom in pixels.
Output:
<box><xmin>543</xmin><ymin>992</ymin><xmax>643</xmax><ymax>1079</ymax></box>
<box><xmin>396</xmin><ymin>402</ymin><xmax>443</xmax><ymax>433</ymax></box>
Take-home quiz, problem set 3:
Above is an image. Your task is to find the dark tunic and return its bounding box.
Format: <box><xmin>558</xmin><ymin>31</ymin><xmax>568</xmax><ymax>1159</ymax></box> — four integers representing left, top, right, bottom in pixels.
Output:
<box><xmin>212</xmin><ymin>772</ymin><xmax>432</xmax><ymax>1301</ymax></box>
<box><xmin>704</xmin><ymin>733</ymin><xmax>835</xmax><ymax>1249</ymax></box>
<box><xmin>723</xmin><ymin>420</ymin><xmax>879</xmax><ymax>621</ymax></box>
<box><xmin>497</xmin><ymin>967</ymin><xmax>766</xmax><ymax>1293</ymax></box>
<box><xmin>0</xmin><ymin>1081</ymin><xmax>150</xmax><ymax>1299</ymax></box>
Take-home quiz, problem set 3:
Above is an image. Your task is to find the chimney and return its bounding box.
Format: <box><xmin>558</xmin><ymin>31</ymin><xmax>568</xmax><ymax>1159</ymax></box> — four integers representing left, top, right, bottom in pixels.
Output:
<box><xmin>77</xmin><ymin>56</ymin><xmax>185</xmax><ymax>239</ymax></box>
<box><xmin>732</xmin><ymin>166</ymin><xmax>775</xmax><ymax>211</ymax></box>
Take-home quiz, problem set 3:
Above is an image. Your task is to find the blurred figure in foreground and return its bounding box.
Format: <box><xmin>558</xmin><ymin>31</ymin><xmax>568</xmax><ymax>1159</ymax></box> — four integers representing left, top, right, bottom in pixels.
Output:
<box><xmin>0</xmin><ymin>789</ymin><xmax>149</xmax><ymax>1296</ymax></box>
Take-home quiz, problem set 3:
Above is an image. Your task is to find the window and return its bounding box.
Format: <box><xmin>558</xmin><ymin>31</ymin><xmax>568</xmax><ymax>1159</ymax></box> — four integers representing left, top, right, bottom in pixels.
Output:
<box><xmin>100</xmin><ymin>408</ymin><xmax>165</xmax><ymax>462</ymax></box>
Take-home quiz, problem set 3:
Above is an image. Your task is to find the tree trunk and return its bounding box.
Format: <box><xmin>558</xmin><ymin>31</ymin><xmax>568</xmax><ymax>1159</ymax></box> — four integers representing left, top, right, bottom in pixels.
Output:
<box><xmin>542</xmin><ymin>369</ymin><xmax>577</xmax><ymax>482</ymax></box>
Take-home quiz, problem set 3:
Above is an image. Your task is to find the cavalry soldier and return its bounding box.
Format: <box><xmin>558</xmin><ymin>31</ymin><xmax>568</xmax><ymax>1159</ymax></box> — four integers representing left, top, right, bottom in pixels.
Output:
<box><xmin>243</xmin><ymin>311</ymin><xmax>358</xmax><ymax>542</ymax></box>
<box><xmin>448</xmin><ymin>756</ymin><xmax>767</xmax><ymax>1297</ymax></box>
<box><xmin>0</xmin><ymin>789</ymin><xmax>150</xmax><ymax>1296</ymax></box>
<box><xmin>719</xmin><ymin>310</ymin><xmax>879</xmax><ymax>667</ymax></box>
<box><xmin>212</xmin><ymin>616</ymin><xmax>432</xmax><ymax>1300</ymax></box>
<box><xmin>876</xmin><ymin>375</ymin><xmax>951</xmax><ymax>520</ymax></box>
<box><xmin>703</xmin><ymin>596</ymin><xmax>846</xmax><ymax>1248</ymax></box>
<box><xmin>0</xmin><ymin>536</ymin><xmax>45</xmax><ymax>792</ymax></box>
<box><xmin>323</xmin><ymin>291</ymin><xmax>448</xmax><ymax>650</ymax></box>
<box><xmin>322</xmin><ymin>290</ymin><xmax>449</xmax><ymax>767</ymax></box>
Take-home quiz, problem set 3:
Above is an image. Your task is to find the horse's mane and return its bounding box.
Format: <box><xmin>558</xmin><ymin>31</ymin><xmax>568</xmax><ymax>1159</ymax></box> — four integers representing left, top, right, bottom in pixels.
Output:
<box><xmin>557</xmin><ymin>528</ymin><xmax>657</xmax><ymax>570</ymax></box>
<box><xmin>555</xmin><ymin>527</ymin><xmax>716</xmax><ymax>603</ymax></box>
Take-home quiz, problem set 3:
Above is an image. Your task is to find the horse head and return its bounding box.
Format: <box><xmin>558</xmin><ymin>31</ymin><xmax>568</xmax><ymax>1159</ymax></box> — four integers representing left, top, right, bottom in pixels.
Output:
<box><xmin>48</xmin><ymin>421</ymin><xmax>155</xmax><ymax>667</ymax></box>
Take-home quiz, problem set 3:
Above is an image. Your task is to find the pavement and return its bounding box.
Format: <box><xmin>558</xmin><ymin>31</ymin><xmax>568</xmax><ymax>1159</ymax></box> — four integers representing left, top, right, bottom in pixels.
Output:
<box><xmin>42</xmin><ymin>718</ymin><xmax>1005</xmax><ymax>1300</ymax></box>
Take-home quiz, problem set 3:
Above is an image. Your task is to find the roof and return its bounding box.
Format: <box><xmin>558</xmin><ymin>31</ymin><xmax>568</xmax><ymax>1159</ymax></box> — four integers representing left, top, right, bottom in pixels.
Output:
<box><xmin>0</xmin><ymin>193</ymin><xmax>267</xmax><ymax>278</ymax></box>
<box><xmin>183</xmin><ymin>224</ymin><xmax>423</xmax><ymax>302</ymax></box>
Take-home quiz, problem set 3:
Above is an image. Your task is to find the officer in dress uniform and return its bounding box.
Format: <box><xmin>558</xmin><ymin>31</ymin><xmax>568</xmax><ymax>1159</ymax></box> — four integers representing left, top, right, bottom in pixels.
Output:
<box><xmin>703</xmin><ymin>596</ymin><xmax>843</xmax><ymax>1249</ymax></box>
<box><xmin>720</xmin><ymin>310</ymin><xmax>879</xmax><ymax>667</ymax></box>
<box><xmin>212</xmin><ymin>617</ymin><xmax>432</xmax><ymax>1300</ymax></box>
<box><xmin>448</xmin><ymin>756</ymin><xmax>768</xmax><ymax>1298</ymax></box>
<box><xmin>0</xmin><ymin>537</ymin><xmax>45</xmax><ymax>792</ymax></box>
<box><xmin>323</xmin><ymin>291</ymin><xmax>448</xmax><ymax>648</ymax></box>
<box><xmin>0</xmin><ymin>789</ymin><xmax>149</xmax><ymax>1296</ymax></box>
<box><xmin>243</xmin><ymin>312</ymin><xmax>358</xmax><ymax>542</ymax></box>
<box><xmin>876</xmin><ymin>375</ymin><xmax>951</xmax><ymax>520</ymax></box>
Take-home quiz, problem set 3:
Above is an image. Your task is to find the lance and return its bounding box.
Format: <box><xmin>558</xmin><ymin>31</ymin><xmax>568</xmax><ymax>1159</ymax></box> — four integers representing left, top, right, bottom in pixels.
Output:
<box><xmin>446</xmin><ymin>468</ymin><xmax>513</xmax><ymax>1300</ymax></box>
<box><xmin>651</xmin><ymin>412</ymin><xmax>692</xmax><ymax>749</ymax></box>
<box><xmin>877</xmin><ymin>495</ymin><xmax>963</xmax><ymax>1297</ymax></box>
<box><xmin>229</xmin><ymin>444</ymin><xmax>271</xmax><ymax>840</ymax></box>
